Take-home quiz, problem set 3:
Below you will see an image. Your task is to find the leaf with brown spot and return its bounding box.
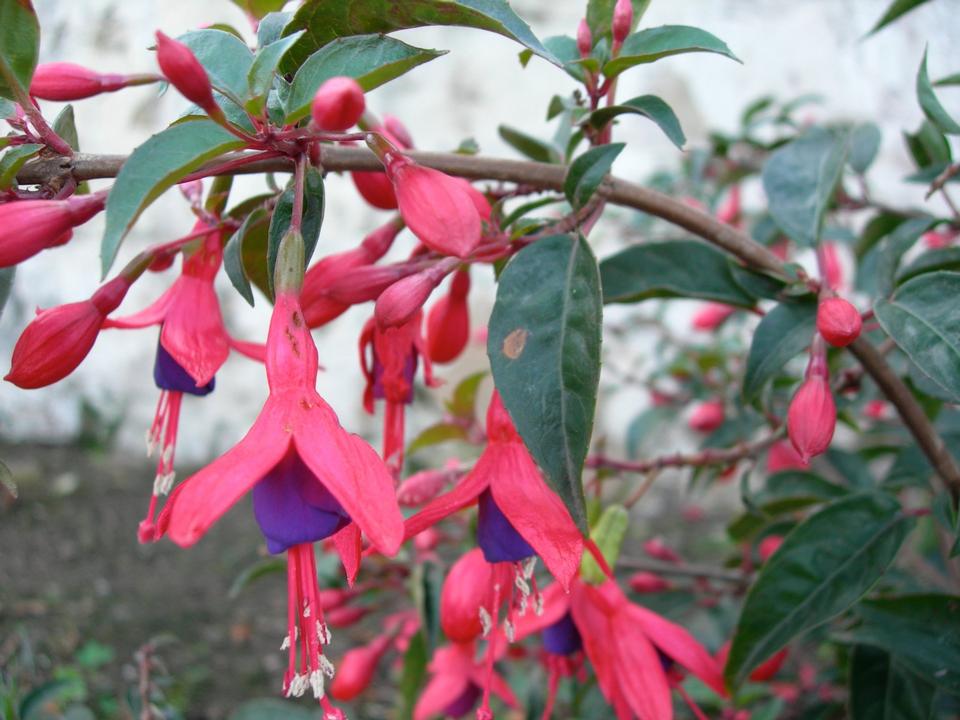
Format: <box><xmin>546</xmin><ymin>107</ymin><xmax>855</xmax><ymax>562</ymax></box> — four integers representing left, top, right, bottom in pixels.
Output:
<box><xmin>502</xmin><ymin>328</ymin><xmax>529</xmax><ymax>360</ymax></box>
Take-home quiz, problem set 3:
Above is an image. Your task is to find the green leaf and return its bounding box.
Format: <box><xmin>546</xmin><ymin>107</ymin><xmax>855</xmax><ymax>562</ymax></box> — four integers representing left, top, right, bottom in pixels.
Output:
<box><xmin>257</xmin><ymin>12</ymin><xmax>293</xmax><ymax>47</ymax></box>
<box><xmin>868</xmin><ymin>215</ymin><xmax>936</xmax><ymax>299</ymax></box>
<box><xmin>407</xmin><ymin>423</ymin><xmax>469</xmax><ymax>456</ymax></box>
<box><xmin>903</xmin><ymin>120</ymin><xmax>952</xmax><ymax>170</ymax></box>
<box><xmin>101</xmin><ymin>121</ymin><xmax>246</xmax><ymax>275</ymax></box>
<box><xmin>229</xmin><ymin>0</ymin><xmax>288</xmax><ymax>21</ymax></box>
<box><xmin>725</xmin><ymin>492</ymin><xmax>913</xmax><ymax>688</ymax></box>
<box><xmin>52</xmin><ymin>104</ymin><xmax>80</xmax><ymax>151</ymax></box>
<box><xmin>0</xmin><ymin>0</ymin><xmax>39</xmax><ymax>101</ymax></box>
<box><xmin>0</xmin><ymin>143</ymin><xmax>41</xmax><ymax>190</ymax></box>
<box><xmin>0</xmin><ymin>96</ymin><xmax>15</xmax><ymax>118</ymax></box>
<box><xmin>850</xmin><ymin>645</ymin><xmax>937</xmax><ymax>719</ymax></box>
<box><xmin>445</xmin><ymin>370</ymin><xmax>487</xmax><ymax>419</ymax></box>
<box><xmin>602</xmin><ymin>25</ymin><xmax>739</xmax><ymax>78</ymax></box>
<box><xmin>224</xmin><ymin>207</ymin><xmax>269</xmax><ymax>306</ymax></box>
<box><xmin>875</xmin><ymin>271</ymin><xmax>960</xmax><ymax>403</ymax></box>
<box><xmin>0</xmin><ymin>266</ymin><xmax>14</xmax><ymax>320</ymax></box>
<box><xmin>580</xmin><ymin>504</ymin><xmax>629</xmax><ymax>583</ymax></box>
<box><xmin>564</xmin><ymin>143</ymin><xmax>623</xmax><ymax>210</ymax></box>
<box><xmin>742</xmin><ymin>301</ymin><xmax>817</xmax><ymax>401</ymax></box>
<box><xmin>848</xmin><ymin>123</ymin><xmax>882</xmax><ymax>174</ymax></box>
<box><xmin>228</xmin><ymin>557</ymin><xmax>286</xmax><ymax>599</ymax></box>
<box><xmin>586</xmin><ymin>0</ymin><xmax>650</xmax><ymax>43</ymax></box>
<box><xmin>285</xmin><ymin>35</ymin><xmax>445</xmax><ymax>124</ymax></box>
<box><xmin>498</xmin><ymin>124</ymin><xmax>561</xmax><ymax>163</ymax></box>
<box><xmin>755</xmin><ymin>471</ymin><xmax>849</xmax><ymax>507</ymax></box>
<box><xmin>762</xmin><ymin>128</ymin><xmax>849</xmax><ymax>247</ymax></box>
<box><xmin>600</xmin><ymin>239</ymin><xmax>759</xmax><ymax>306</ymax></box>
<box><xmin>282</xmin><ymin>0</ymin><xmax>556</xmax><ymax>74</ymax></box>
<box><xmin>586</xmin><ymin>95</ymin><xmax>685</xmax><ymax>149</ymax></box>
<box><xmin>867</xmin><ymin>0</ymin><xmax>932</xmax><ymax>35</ymax></box>
<box><xmin>399</xmin><ymin>631</ymin><xmax>428</xmax><ymax>720</ymax></box>
<box><xmin>936</xmin><ymin>73</ymin><xmax>960</xmax><ymax>87</ymax></box>
<box><xmin>227</xmin><ymin>699</ymin><xmax>314</xmax><ymax>720</ymax></box>
<box><xmin>898</xmin><ymin>247</ymin><xmax>960</xmax><ymax>284</ymax></box>
<box><xmin>178</xmin><ymin>29</ymin><xmax>254</xmax><ymax>101</ymax></box>
<box><xmin>488</xmin><ymin>234</ymin><xmax>603</xmax><ymax>532</ymax></box>
<box><xmin>917</xmin><ymin>48</ymin><xmax>960</xmax><ymax>136</ymax></box>
<box><xmin>267</xmin><ymin>167</ymin><xmax>324</xmax><ymax>292</ymax></box>
<box><xmin>853</xmin><ymin>594</ymin><xmax>960</xmax><ymax>693</ymax></box>
<box><xmin>247</xmin><ymin>31</ymin><xmax>304</xmax><ymax>111</ymax></box>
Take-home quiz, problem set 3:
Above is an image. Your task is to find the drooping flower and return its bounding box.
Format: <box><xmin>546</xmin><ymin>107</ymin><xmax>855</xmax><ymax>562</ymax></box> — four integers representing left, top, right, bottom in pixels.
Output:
<box><xmin>0</xmin><ymin>193</ymin><xmax>106</xmax><ymax>268</ymax></box>
<box><xmin>330</xmin><ymin>633</ymin><xmax>393</xmax><ymax>701</ymax></box>
<box><xmin>414</xmin><ymin>641</ymin><xmax>517</xmax><ymax>720</ymax></box>
<box><xmin>816</xmin><ymin>296</ymin><xmax>861</xmax><ymax>347</ymax></box>
<box><xmin>5</xmin><ymin>275</ymin><xmax>131</xmax><ymax>388</ymax></box>
<box><xmin>426</xmin><ymin>268</ymin><xmax>471</xmax><ymax>364</ymax></box>
<box><xmin>157</xmin><ymin>231</ymin><xmax>403</xmax><ymax>710</ymax></box>
<box><xmin>352</xmin><ymin>128</ymin><xmax>409</xmax><ymax>210</ymax></box>
<box><xmin>30</xmin><ymin>62</ymin><xmax>156</xmax><ymax>101</ymax></box>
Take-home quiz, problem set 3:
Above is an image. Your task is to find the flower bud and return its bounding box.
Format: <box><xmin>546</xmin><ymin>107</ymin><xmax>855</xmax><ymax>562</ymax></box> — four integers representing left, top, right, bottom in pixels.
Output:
<box><xmin>326</xmin><ymin>604</ymin><xmax>372</xmax><ymax>628</ymax></box>
<box><xmin>441</xmin><ymin>548</ymin><xmax>510</xmax><ymax>643</ymax></box>
<box><xmin>6</xmin><ymin>276</ymin><xmax>131</xmax><ymax>388</ymax></box>
<box><xmin>818</xmin><ymin>241</ymin><xmax>843</xmax><ymax>291</ymax></box>
<box><xmin>758</xmin><ymin>535</ymin><xmax>783</xmax><ymax>562</ymax></box>
<box><xmin>766</xmin><ymin>440</ymin><xmax>808</xmax><ymax>473</ymax></box>
<box><xmin>576</xmin><ymin>19</ymin><xmax>592</xmax><ymax>58</ymax></box>
<box><xmin>311</xmin><ymin>76</ymin><xmax>365</xmax><ymax>131</ymax></box>
<box><xmin>330</xmin><ymin>635</ymin><xmax>392</xmax><ymax>701</ymax></box>
<box><xmin>0</xmin><ymin>194</ymin><xmax>106</xmax><ymax>268</ymax></box>
<box><xmin>369</xmin><ymin>135</ymin><xmax>482</xmax><ymax>258</ymax></box>
<box><xmin>325</xmin><ymin>262</ymin><xmax>421</xmax><ymax>305</ymax></box>
<box><xmin>155</xmin><ymin>31</ymin><xmax>221</xmax><ymax>119</ymax></box>
<box><xmin>426</xmin><ymin>269</ymin><xmax>470</xmax><ymax>363</ymax></box>
<box><xmin>29</xmin><ymin>62</ymin><xmax>132</xmax><ymax>101</ymax></box>
<box><xmin>787</xmin><ymin>374</ymin><xmax>835</xmax><ymax>463</ymax></box>
<box><xmin>716</xmin><ymin>184</ymin><xmax>741</xmax><ymax>226</ymax></box>
<box><xmin>692</xmin><ymin>302</ymin><xmax>736</xmax><ymax>331</ymax></box>
<box><xmin>643</xmin><ymin>537</ymin><xmax>680</xmax><ymax>563</ymax></box>
<box><xmin>688</xmin><ymin>399</ymin><xmax>725</xmax><ymax>433</ymax></box>
<box><xmin>816</xmin><ymin>297</ymin><xmax>861</xmax><ymax>347</ymax></box>
<box><xmin>628</xmin><ymin>571</ymin><xmax>670</xmax><ymax>594</ymax></box>
<box><xmin>924</xmin><ymin>229</ymin><xmax>956</xmax><ymax>249</ymax></box>
<box><xmin>397</xmin><ymin>461</ymin><xmax>458</xmax><ymax>506</ymax></box>
<box><xmin>612</xmin><ymin>0</ymin><xmax>633</xmax><ymax>45</ymax></box>
<box><xmin>864</xmin><ymin>399</ymin><xmax>889</xmax><ymax>420</ymax></box>
<box><xmin>374</xmin><ymin>261</ymin><xmax>451</xmax><ymax>329</ymax></box>
<box><xmin>351</xmin><ymin>129</ymin><xmax>409</xmax><ymax>210</ymax></box>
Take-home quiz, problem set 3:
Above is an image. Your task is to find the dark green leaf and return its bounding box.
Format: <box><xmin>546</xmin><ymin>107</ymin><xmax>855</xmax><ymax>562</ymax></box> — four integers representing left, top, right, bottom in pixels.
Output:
<box><xmin>224</xmin><ymin>207</ymin><xmax>269</xmax><ymax>306</ymax></box>
<box><xmin>52</xmin><ymin>104</ymin><xmax>80</xmax><ymax>151</ymax></box>
<box><xmin>445</xmin><ymin>370</ymin><xmax>487</xmax><ymax>419</ymax></box>
<box><xmin>870</xmin><ymin>216</ymin><xmax>936</xmax><ymax>298</ymax></box>
<box><xmin>918</xmin><ymin>48</ymin><xmax>960</xmax><ymax>136</ymax></box>
<box><xmin>600</xmin><ymin>240</ymin><xmax>758</xmax><ymax>306</ymax></box>
<box><xmin>853</xmin><ymin>594</ymin><xmax>960</xmax><ymax>693</ymax></box>
<box><xmin>282</xmin><ymin>0</ymin><xmax>556</xmax><ymax>74</ymax></box>
<box><xmin>539</xmin><ymin>35</ymin><xmax>584</xmax><ymax>82</ymax></box>
<box><xmin>407</xmin><ymin>423</ymin><xmax>469</xmax><ymax>456</ymax></box>
<box><xmin>229</xmin><ymin>0</ymin><xmax>288</xmax><ymax>21</ymax></box>
<box><xmin>488</xmin><ymin>234</ymin><xmax>603</xmax><ymax>532</ymax></box>
<box><xmin>228</xmin><ymin>557</ymin><xmax>286</xmax><ymax>598</ymax></box>
<box><xmin>102</xmin><ymin>121</ymin><xmax>246</xmax><ymax>275</ymax></box>
<box><xmin>849</xmin><ymin>645</ymin><xmax>936</xmax><ymax>720</ymax></box>
<box><xmin>867</xmin><ymin>0</ymin><xmax>932</xmax><ymax>35</ymax></box>
<box><xmin>935</xmin><ymin>73</ymin><xmax>960</xmax><ymax>87</ymax></box>
<box><xmin>416</xmin><ymin>560</ymin><xmax>443</xmax><ymax>653</ymax></box>
<box><xmin>0</xmin><ymin>0</ymin><xmax>39</xmax><ymax>101</ymax></box>
<box><xmin>762</xmin><ymin>128</ymin><xmax>848</xmax><ymax>247</ymax></box>
<box><xmin>726</xmin><ymin>492</ymin><xmax>913</xmax><ymax>688</ymax></box>
<box><xmin>564</xmin><ymin>143</ymin><xmax>623</xmax><ymax>209</ymax></box>
<box><xmin>178</xmin><ymin>29</ymin><xmax>254</xmax><ymax>101</ymax></box>
<box><xmin>498</xmin><ymin>124</ymin><xmax>561</xmax><ymax>163</ymax></box>
<box><xmin>602</xmin><ymin>25</ymin><xmax>739</xmax><ymax>78</ymax></box>
<box><xmin>586</xmin><ymin>0</ymin><xmax>650</xmax><ymax>43</ymax></box>
<box><xmin>755</xmin><ymin>471</ymin><xmax>848</xmax><ymax>506</ymax></box>
<box><xmin>849</xmin><ymin>123</ymin><xmax>882</xmax><ymax>174</ymax></box>
<box><xmin>247</xmin><ymin>31</ymin><xmax>304</xmax><ymax>110</ymax></box>
<box><xmin>399</xmin><ymin>631</ymin><xmax>428</xmax><ymax>720</ymax></box>
<box><xmin>903</xmin><ymin>121</ymin><xmax>952</xmax><ymax>170</ymax></box>
<box><xmin>0</xmin><ymin>143</ymin><xmax>41</xmax><ymax>190</ymax></box>
<box><xmin>875</xmin><ymin>271</ymin><xmax>960</xmax><ymax>403</ymax></box>
<box><xmin>227</xmin><ymin>699</ymin><xmax>314</xmax><ymax>720</ymax></box>
<box><xmin>742</xmin><ymin>301</ymin><xmax>816</xmax><ymax>401</ymax></box>
<box><xmin>586</xmin><ymin>95</ymin><xmax>685</xmax><ymax>149</ymax></box>
<box><xmin>0</xmin><ymin>96</ymin><xmax>15</xmax><ymax>118</ymax></box>
<box><xmin>285</xmin><ymin>35</ymin><xmax>445</xmax><ymax>124</ymax></box>
<box><xmin>267</xmin><ymin>167</ymin><xmax>324</xmax><ymax>292</ymax></box>
<box><xmin>0</xmin><ymin>266</ymin><xmax>13</xmax><ymax>320</ymax></box>
<box><xmin>19</xmin><ymin>678</ymin><xmax>85</xmax><ymax>720</ymax></box>
<box><xmin>898</xmin><ymin>247</ymin><xmax>960</xmax><ymax>284</ymax></box>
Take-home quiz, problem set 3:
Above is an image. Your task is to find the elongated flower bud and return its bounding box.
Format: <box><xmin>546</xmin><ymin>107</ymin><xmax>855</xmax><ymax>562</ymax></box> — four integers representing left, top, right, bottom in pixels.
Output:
<box><xmin>692</xmin><ymin>302</ymin><xmax>736</xmax><ymax>331</ymax></box>
<box><xmin>0</xmin><ymin>194</ymin><xmax>106</xmax><ymax>267</ymax></box>
<box><xmin>612</xmin><ymin>0</ymin><xmax>633</xmax><ymax>45</ymax></box>
<box><xmin>787</xmin><ymin>347</ymin><xmax>836</xmax><ymax>463</ymax></box>
<box><xmin>397</xmin><ymin>460</ymin><xmax>459</xmax><ymax>507</ymax></box>
<box><xmin>330</xmin><ymin>634</ymin><xmax>392</xmax><ymax>701</ymax></box>
<box><xmin>29</xmin><ymin>63</ymin><xmax>153</xmax><ymax>101</ymax></box>
<box><xmin>155</xmin><ymin>31</ymin><xmax>221</xmax><ymax>119</ymax></box>
<box><xmin>325</xmin><ymin>262</ymin><xmax>422</xmax><ymax>306</ymax></box>
<box><xmin>6</xmin><ymin>276</ymin><xmax>131</xmax><ymax>388</ymax></box>
<box><xmin>816</xmin><ymin>297</ymin><xmax>861</xmax><ymax>347</ymax></box>
<box><xmin>643</xmin><ymin>537</ymin><xmax>680</xmax><ymax>563</ymax></box>
<box><xmin>311</xmin><ymin>76</ymin><xmax>365</xmax><ymax>131</ymax></box>
<box><xmin>375</xmin><ymin>258</ymin><xmax>457</xmax><ymax>329</ymax></box>
<box><xmin>351</xmin><ymin>129</ymin><xmax>409</xmax><ymax>210</ymax></box>
<box><xmin>688</xmin><ymin>399</ymin><xmax>725</xmax><ymax>433</ymax></box>
<box><xmin>628</xmin><ymin>571</ymin><xmax>670</xmax><ymax>594</ymax></box>
<box><xmin>766</xmin><ymin>440</ymin><xmax>808</xmax><ymax>472</ymax></box>
<box><xmin>577</xmin><ymin>19</ymin><xmax>592</xmax><ymax>58</ymax></box>
<box><xmin>368</xmin><ymin>133</ymin><xmax>482</xmax><ymax>258</ymax></box>
<box><xmin>426</xmin><ymin>269</ymin><xmax>470</xmax><ymax>363</ymax></box>
<box><xmin>716</xmin><ymin>184</ymin><xmax>741</xmax><ymax>226</ymax></box>
<box><xmin>819</xmin><ymin>241</ymin><xmax>843</xmax><ymax>291</ymax></box>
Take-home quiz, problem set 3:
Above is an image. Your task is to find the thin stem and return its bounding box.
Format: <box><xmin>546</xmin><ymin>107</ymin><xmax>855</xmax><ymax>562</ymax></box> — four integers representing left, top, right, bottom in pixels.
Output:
<box><xmin>290</xmin><ymin>154</ymin><xmax>306</xmax><ymax>233</ymax></box>
<box><xmin>618</xmin><ymin>556</ymin><xmax>750</xmax><ymax>584</ymax></box>
<box><xmin>587</xmin><ymin>432</ymin><xmax>781</xmax><ymax>475</ymax></box>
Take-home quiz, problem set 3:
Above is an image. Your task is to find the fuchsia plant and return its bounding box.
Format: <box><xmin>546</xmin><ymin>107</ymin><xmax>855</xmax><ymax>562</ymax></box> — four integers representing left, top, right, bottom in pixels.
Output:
<box><xmin>3</xmin><ymin>0</ymin><xmax>960</xmax><ymax>718</ymax></box>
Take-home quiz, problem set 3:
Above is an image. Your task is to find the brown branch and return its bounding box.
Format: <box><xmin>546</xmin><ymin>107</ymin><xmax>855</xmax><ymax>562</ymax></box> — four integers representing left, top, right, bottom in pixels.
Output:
<box><xmin>587</xmin><ymin>432</ymin><xmax>781</xmax><ymax>475</ymax></box>
<box><xmin>16</xmin><ymin>147</ymin><xmax>960</xmax><ymax>497</ymax></box>
<box><xmin>617</xmin><ymin>556</ymin><xmax>751</xmax><ymax>585</ymax></box>
<box><xmin>926</xmin><ymin>161</ymin><xmax>960</xmax><ymax>200</ymax></box>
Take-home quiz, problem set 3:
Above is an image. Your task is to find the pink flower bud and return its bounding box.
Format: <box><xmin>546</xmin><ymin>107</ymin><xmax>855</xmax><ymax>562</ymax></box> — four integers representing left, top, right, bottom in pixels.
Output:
<box><xmin>692</xmin><ymin>302</ymin><xmax>736</xmax><ymax>331</ymax></box>
<box><xmin>325</xmin><ymin>262</ymin><xmax>421</xmax><ymax>305</ymax></box>
<box><xmin>311</xmin><ymin>76</ymin><xmax>365</xmax><ymax>131</ymax></box>
<box><xmin>924</xmin><ymin>229</ymin><xmax>957</xmax><ymax>249</ymax></box>
<box><xmin>0</xmin><ymin>194</ymin><xmax>106</xmax><ymax>267</ymax></box>
<box><xmin>819</xmin><ymin>241</ymin><xmax>843</xmax><ymax>291</ymax></box>
<box><xmin>766</xmin><ymin>440</ymin><xmax>809</xmax><ymax>473</ymax></box>
<box><xmin>6</xmin><ymin>276</ymin><xmax>130</xmax><ymax>388</ymax></box>
<box><xmin>643</xmin><ymin>537</ymin><xmax>680</xmax><ymax>563</ymax></box>
<box><xmin>375</xmin><ymin>258</ymin><xmax>456</xmax><ymax>329</ymax></box>
<box><xmin>612</xmin><ymin>0</ymin><xmax>633</xmax><ymax>45</ymax></box>
<box><xmin>816</xmin><ymin>297</ymin><xmax>861</xmax><ymax>347</ymax></box>
<box><xmin>627</xmin><ymin>571</ymin><xmax>670</xmax><ymax>593</ymax></box>
<box><xmin>426</xmin><ymin>269</ymin><xmax>470</xmax><ymax>363</ymax></box>
<box><xmin>787</xmin><ymin>374</ymin><xmax>835</xmax><ymax>463</ymax></box>
<box><xmin>155</xmin><ymin>31</ymin><xmax>220</xmax><ymax>118</ymax></box>
<box><xmin>864</xmin><ymin>399</ymin><xmax>889</xmax><ymax>420</ymax></box>
<box><xmin>326</xmin><ymin>604</ymin><xmax>372</xmax><ymax>628</ymax></box>
<box><xmin>29</xmin><ymin>63</ymin><xmax>130</xmax><ymax>101</ymax></box>
<box><xmin>716</xmin><ymin>184</ymin><xmax>741</xmax><ymax>226</ymax></box>
<box><xmin>330</xmin><ymin>635</ymin><xmax>392</xmax><ymax>700</ymax></box>
<box><xmin>576</xmin><ymin>19</ymin><xmax>592</xmax><ymax>58</ymax></box>
<box><xmin>397</xmin><ymin>462</ymin><xmax>458</xmax><ymax>507</ymax></box>
<box><xmin>758</xmin><ymin>535</ymin><xmax>783</xmax><ymax>562</ymax></box>
<box><xmin>688</xmin><ymin>399</ymin><xmax>725</xmax><ymax>433</ymax></box>
<box><xmin>441</xmin><ymin>548</ymin><xmax>510</xmax><ymax>643</ymax></box>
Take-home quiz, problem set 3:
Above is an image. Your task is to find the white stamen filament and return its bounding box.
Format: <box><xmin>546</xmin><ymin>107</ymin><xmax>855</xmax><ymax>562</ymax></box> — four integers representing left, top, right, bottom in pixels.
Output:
<box><xmin>535</xmin><ymin>593</ymin><xmax>544</xmax><ymax>616</ymax></box>
<box><xmin>478</xmin><ymin>606</ymin><xmax>493</xmax><ymax>638</ymax></box>
<box><xmin>309</xmin><ymin>669</ymin><xmax>325</xmax><ymax>698</ymax></box>
<box><xmin>287</xmin><ymin>673</ymin><xmax>308</xmax><ymax>697</ymax></box>
<box><xmin>317</xmin><ymin>620</ymin><xmax>332</xmax><ymax>644</ymax></box>
<box><xmin>319</xmin><ymin>654</ymin><xmax>336</xmax><ymax>678</ymax></box>
<box><xmin>504</xmin><ymin>619</ymin><xmax>515</xmax><ymax>643</ymax></box>
<box><xmin>153</xmin><ymin>471</ymin><xmax>175</xmax><ymax>496</ymax></box>
<box><xmin>522</xmin><ymin>556</ymin><xmax>537</xmax><ymax>579</ymax></box>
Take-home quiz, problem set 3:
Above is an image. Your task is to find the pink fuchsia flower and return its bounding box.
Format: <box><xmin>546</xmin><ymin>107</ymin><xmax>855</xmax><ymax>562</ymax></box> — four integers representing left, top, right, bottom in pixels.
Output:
<box><xmin>330</xmin><ymin>633</ymin><xmax>393</xmax><ymax>701</ymax></box>
<box><xmin>923</xmin><ymin>228</ymin><xmax>957</xmax><ymax>249</ymax></box>
<box><xmin>576</xmin><ymin>19</ymin><xmax>592</xmax><ymax>58</ymax></box>
<box><xmin>766</xmin><ymin>440</ymin><xmax>809</xmax><ymax>473</ymax></box>
<box><xmin>311</xmin><ymin>76</ymin><xmax>365</xmax><ymax>131</ymax></box>
<box><xmin>352</xmin><ymin>127</ymin><xmax>410</xmax><ymax>210</ymax></box>
<box><xmin>403</xmin><ymin>390</ymin><xmax>584</xmax><ymax>591</ymax></box>
<box><xmin>157</xmin><ymin>232</ymin><xmax>403</xmax><ymax>708</ymax></box>
<box><xmin>0</xmin><ymin>193</ymin><xmax>106</xmax><ymax>268</ymax></box>
<box><xmin>628</xmin><ymin>571</ymin><xmax>671</xmax><ymax>594</ymax></box>
<box><xmin>612</xmin><ymin>0</ymin><xmax>633</xmax><ymax>46</ymax></box>
<box><xmin>29</xmin><ymin>62</ymin><xmax>156</xmax><ymax>101</ymax></box>
<box><xmin>397</xmin><ymin>459</ymin><xmax>462</xmax><ymax>507</ymax></box>
<box><xmin>688</xmin><ymin>399</ymin><xmax>725</xmax><ymax>433</ymax></box>
<box><xmin>440</xmin><ymin>548</ymin><xmax>514</xmax><ymax>644</ymax></box>
<box><xmin>5</xmin><ymin>275</ymin><xmax>131</xmax><ymax>388</ymax></box>
<box><xmin>154</xmin><ymin>31</ymin><xmax>223</xmax><ymax>121</ymax></box>
<box><xmin>375</xmin><ymin>257</ymin><xmax>459</xmax><ymax>329</ymax></box>
<box><xmin>426</xmin><ymin>268</ymin><xmax>471</xmax><ymax>364</ymax></box>
<box><xmin>414</xmin><ymin>641</ymin><xmax>517</xmax><ymax>720</ymax></box>
<box><xmin>643</xmin><ymin>537</ymin><xmax>681</xmax><ymax>564</ymax></box>
<box><xmin>691</xmin><ymin>302</ymin><xmax>736</xmax><ymax>331</ymax></box>
<box><xmin>816</xmin><ymin>296</ymin><xmax>861</xmax><ymax>347</ymax></box>
<box><xmin>787</xmin><ymin>338</ymin><xmax>836</xmax><ymax>463</ymax></box>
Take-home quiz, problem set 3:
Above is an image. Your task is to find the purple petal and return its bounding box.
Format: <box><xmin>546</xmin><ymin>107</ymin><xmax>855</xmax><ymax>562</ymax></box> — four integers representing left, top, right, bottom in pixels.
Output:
<box><xmin>444</xmin><ymin>682</ymin><xmax>481</xmax><ymax>718</ymax></box>
<box><xmin>542</xmin><ymin>612</ymin><xmax>582</xmax><ymax>656</ymax></box>
<box><xmin>154</xmin><ymin>340</ymin><xmax>214</xmax><ymax>395</ymax></box>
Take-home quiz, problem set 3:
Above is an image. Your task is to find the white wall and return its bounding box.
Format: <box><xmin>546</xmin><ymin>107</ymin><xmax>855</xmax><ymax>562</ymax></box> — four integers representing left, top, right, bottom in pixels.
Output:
<box><xmin>1</xmin><ymin>0</ymin><xmax>957</xmax><ymax>463</ymax></box>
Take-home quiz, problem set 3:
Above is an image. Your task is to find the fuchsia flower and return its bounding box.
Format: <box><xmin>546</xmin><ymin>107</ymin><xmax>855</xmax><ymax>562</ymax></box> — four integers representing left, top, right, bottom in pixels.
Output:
<box><xmin>766</xmin><ymin>440</ymin><xmax>808</xmax><ymax>473</ymax></box>
<box><xmin>375</xmin><ymin>258</ymin><xmax>458</xmax><ymax>329</ymax></box>
<box><xmin>787</xmin><ymin>337</ymin><xmax>835</xmax><ymax>463</ymax></box>
<box><xmin>816</xmin><ymin>296</ymin><xmax>861</xmax><ymax>347</ymax></box>
<box><xmin>29</xmin><ymin>62</ymin><xmax>156</xmax><ymax>101</ymax></box>
<box><xmin>158</xmin><ymin>231</ymin><xmax>403</xmax><ymax>710</ymax></box>
<box><xmin>5</xmin><ymin>275</ymin><xmax>131</xmax><ymax>388</ymax></box>
<box><xmin>576</xmin><ymin>19</ymin><xmax>592</xmax><ymax>58</ymax></box>
<box><xmin>691</xmin><ymin>302</ymin><xmax>735</xmax><ymax>331</ymax></box>
<box><xmin>426</xmin><ymin>269</ymin><xmax>471</xmax><ymax>364</ymax></box>
<box><xmin>352</xmin><ymin>128</ymin><xmax>408</xmax><ymax>210</ymax></box>
<box><xmin>440</xmin><ymin>548</ymin><xmax>513</xmax><ymax>644</ymax></box>
<box><xmin>330</xmin><ymin>633</ymin><xmax>393</xmax><ymax>700</ymax></box>
<box><xmin>414</xmin><ymin>641</ymin><xmax>517</xmax><ymax>720</ymax></box>
<box><xmin>311</xmin><ymin>76</ymin><xmax>365</xmax><ymax>131</ymax></box>
<box><xmin>155</xmin><ymin>31</ymin><xmax>223</xmax><ymax>121</ymax></box>
<box><xmin>687</xmin><ymin>399</ymin><xmax>725</xmax><ymax>433</ymax></box>
<box><xmin>0</xmin><ymin>193</ymin><xmax>106</xmax><ymax>268</ymax></box>
<box><xmin>612</xmin><ymin>0</ymin><xmax>633</xmax><ymax>46</ymax></box>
